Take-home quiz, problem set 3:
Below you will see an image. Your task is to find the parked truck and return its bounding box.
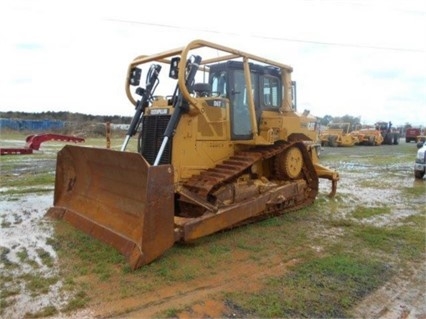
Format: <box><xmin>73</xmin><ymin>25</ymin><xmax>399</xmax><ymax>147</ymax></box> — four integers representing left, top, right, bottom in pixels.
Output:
<box><xmin>406</xmin><ymin>127</ymin><xmax>421</xmax><ymax>143</ymax></box>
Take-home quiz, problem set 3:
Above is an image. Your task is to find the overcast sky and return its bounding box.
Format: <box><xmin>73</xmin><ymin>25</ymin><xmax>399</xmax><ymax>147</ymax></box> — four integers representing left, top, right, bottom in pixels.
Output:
<box><xmin>1</xmin><ymin>0</ymin><xmax>425</xmax><ymax>126</ymax></box>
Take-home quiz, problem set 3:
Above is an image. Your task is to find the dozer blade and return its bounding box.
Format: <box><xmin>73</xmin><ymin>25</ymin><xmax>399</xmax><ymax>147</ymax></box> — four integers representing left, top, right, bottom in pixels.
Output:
<box><xmin>46</xmin><ymin>145</ymin><xmax>175</xmax><ymax>270</ymax></box>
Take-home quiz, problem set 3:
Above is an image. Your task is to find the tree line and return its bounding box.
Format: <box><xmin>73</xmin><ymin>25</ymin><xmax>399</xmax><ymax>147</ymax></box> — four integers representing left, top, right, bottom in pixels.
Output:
<box><xmin>0</xmin><ymin>111</ymin><xmax>132</xmax><ymax>124</ymax></box>
<box><xmin>0</xmin><ymin>111</ymin><xmax>417</xmax><ymax>132</ymax></box>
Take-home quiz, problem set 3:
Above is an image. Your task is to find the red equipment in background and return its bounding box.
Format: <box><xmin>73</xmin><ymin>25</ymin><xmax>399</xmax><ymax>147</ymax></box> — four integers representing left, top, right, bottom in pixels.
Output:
<box><xmin>0</xmin><ymin>133</ymin><xmax>85</xmax><ymax>155</ymax></box>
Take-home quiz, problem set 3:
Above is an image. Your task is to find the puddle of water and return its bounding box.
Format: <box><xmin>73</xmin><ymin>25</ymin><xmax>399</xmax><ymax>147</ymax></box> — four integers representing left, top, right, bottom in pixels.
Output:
<box><xmin>0</xmin><ymin>193</ymin><xmax>71</xmax><ymax>319</ymax></box>
<box><xmin>318</xmin><ymin>156</ymin><xmax>425</xmax><ymax>227</ymax></box>
<box><xmin>1</xmin><ymin>194</ymin><xmax>55</xmax><ymax>267</ymax></box>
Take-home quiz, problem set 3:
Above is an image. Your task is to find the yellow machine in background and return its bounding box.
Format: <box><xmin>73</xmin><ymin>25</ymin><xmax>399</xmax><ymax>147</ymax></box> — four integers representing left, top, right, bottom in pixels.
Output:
<box><xmin>47</xmin><ymin>40</ymin><xmax>339</xmax><ymax>269</ymax></box>
<box><xmin>320</xmin><ymin>122</ymin><xmax>358</xmax><ymax>147</ymax></box>
<box><xmin>351</xmin><ymin>125</ymin><xmax>384</xmax><ymax>146</ymax></box>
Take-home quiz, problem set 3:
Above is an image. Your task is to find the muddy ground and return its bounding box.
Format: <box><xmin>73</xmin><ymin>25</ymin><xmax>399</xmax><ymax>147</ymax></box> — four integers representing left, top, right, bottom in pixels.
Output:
<box><xmin>0</xmin><ymin>138</ymin><xmax>425</xmax><ymax>318</ymax></box>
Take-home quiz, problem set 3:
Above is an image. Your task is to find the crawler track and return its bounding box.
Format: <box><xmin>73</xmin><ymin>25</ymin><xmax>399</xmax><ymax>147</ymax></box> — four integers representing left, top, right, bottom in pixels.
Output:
<box><xmin>182</xmin><ymin>141</ymin><xmax>318</xmax><ymax>210</ymax></box>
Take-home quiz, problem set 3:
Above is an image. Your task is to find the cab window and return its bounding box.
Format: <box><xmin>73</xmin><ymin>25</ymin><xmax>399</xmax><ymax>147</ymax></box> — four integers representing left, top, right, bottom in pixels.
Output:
<box><xmin>262</xmin><ymin>76</ymin><xmax>280</xmax><ymax>108</ymax></box>
<box><xmin>211</xmin><ymin>71</ymin><xmax>227</xmax><ymax>97</ymax></box>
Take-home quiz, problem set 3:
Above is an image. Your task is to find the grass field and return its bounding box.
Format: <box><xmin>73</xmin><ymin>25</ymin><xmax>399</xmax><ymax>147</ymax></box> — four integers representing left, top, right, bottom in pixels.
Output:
<box><xmin>0</xmin><ymin>132</ymin><xmax>424</xmax><ymax>318</ymax></box>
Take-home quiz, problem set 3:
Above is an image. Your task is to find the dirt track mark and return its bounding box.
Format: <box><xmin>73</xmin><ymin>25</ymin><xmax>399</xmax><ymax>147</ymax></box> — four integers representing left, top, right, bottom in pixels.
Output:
<box><xmin>93</xmin><ymin>256</ymin><xmax>300</xmax><ymax>318</ymax></box>
<box><xmin>352</xmin><ymin>263</ymin><xmax>426</xmax><ymax>319</ymax></box>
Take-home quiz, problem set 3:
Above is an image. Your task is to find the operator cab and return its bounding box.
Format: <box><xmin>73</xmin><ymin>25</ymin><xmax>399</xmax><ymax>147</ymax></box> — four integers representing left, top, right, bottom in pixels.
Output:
<box><xmin>208</xmin><ymin>61</ymin><xmax>282</xmax><ymax>140</ymax></box>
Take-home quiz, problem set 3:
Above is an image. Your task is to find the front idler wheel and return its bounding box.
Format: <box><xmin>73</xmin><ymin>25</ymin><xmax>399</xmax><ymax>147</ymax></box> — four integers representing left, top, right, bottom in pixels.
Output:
<box><xmin>275</xmin><ymin>146</ymin><xmax>303</xmax><ymax>179</ymax></box>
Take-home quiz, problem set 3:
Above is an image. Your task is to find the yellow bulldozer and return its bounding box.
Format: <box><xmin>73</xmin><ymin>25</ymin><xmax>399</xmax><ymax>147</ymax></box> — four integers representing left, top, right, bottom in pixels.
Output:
<box><xmin>46</xmin><ymin>39</ymin><xmax>339</xmax><ymax>270</ymax></box>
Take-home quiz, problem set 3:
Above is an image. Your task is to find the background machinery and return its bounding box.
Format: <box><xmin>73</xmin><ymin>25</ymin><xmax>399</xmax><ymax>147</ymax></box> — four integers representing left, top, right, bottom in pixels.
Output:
<box><xmin>47</xmin><ymin>40</ymin><xmax>339</xmax><ymax>269</ymax></box>
<box><xmin>0</xmin><ymin>133</ymin><xmax>85</xmax><ymax>155</ymax></box>
<box><xmin>350</xmin><ymin>125</ymin><xmax>384</xmax><ymax>146</ymax></box>
<box><xmin>375</xmin><ymin>121</ymin><xmax>400</xmax><ymax>145</ymax></box>
<box><xmin>320</xmin><ymin>122</ymin><xmax>358</xmax><ymax>147</ymax></box>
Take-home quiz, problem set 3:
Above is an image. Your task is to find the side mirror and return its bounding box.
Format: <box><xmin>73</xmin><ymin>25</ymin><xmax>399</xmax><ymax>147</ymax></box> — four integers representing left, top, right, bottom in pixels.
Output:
<box><xmin>129</xmin><ymin>67</ymin><xmax>142</xmax><ymax>86</ymax></box>
<box><xmin>169</xmin><ymin>57</ymin><xmax>180</xmax><ymax>79</ymax></box>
